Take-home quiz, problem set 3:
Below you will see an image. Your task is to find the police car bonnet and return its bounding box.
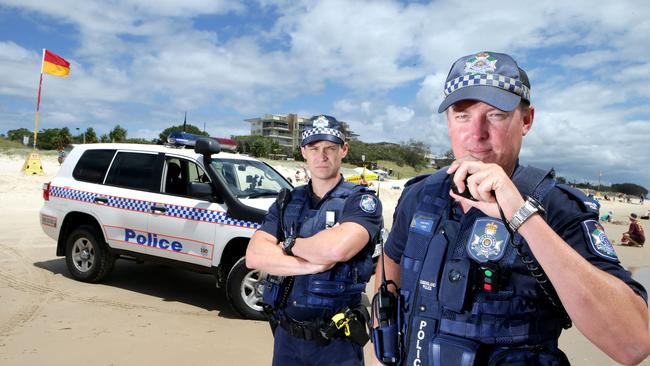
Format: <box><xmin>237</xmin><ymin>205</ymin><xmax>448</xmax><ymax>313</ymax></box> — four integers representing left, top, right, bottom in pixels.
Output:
<box><xmin>301</xmin><ymin>115</ymin><xmax>345</xmax><ymax>147</ymax></box>
<box><xmin>438</xmin><ymin>51</ymin><xmax>531</xmax><ymax>113</ymax></box>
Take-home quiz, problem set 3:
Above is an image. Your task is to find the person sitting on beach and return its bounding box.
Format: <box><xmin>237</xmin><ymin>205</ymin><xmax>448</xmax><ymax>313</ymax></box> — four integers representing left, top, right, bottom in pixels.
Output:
<box><xmin>358</xmin><ymin>174</ymin><xmax>368</xmax><ymax>186</ymax></box>
<box><xmin>600</xmin><ymin>210</ymin><xmax>613</xmax><ymax>223</ymax></box>
<box><xmin>621</xmin><ymin>213</ymin><xmax>646</xmax><ymax>247</ymax></box>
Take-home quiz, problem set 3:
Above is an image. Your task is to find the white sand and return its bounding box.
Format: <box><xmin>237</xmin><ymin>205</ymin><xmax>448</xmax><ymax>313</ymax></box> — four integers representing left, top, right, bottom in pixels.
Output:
<box><xmin>0</xmin><ymin>151</ymin><xmax>648</xmax><ymax>365</ymax></box>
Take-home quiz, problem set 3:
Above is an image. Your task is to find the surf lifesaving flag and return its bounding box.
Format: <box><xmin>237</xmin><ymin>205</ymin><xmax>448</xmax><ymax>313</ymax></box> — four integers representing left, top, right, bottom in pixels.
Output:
<box><xmin>31</xmin><ymin>49</ymin><xmax>71</xmax><ymax>150</ymax></box>
<box><xmin>42</xmin><ymin>49</ymin><xmax>70</xmax><ymax>77</ymax></box>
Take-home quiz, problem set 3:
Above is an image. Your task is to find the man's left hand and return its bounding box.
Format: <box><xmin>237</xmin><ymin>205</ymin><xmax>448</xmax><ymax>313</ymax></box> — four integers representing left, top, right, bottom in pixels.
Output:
<box><xmin>447</xmin><ymin>159</ymin><xmax>525</xmax><ymax>220</ymax></box>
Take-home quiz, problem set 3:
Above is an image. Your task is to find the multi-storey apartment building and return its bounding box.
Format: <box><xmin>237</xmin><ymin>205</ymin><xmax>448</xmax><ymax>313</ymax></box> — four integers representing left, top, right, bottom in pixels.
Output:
<box><xmin>245</xmin><ymin>113</ymin><xmax>358</xmax><ymax>153</ymax></box>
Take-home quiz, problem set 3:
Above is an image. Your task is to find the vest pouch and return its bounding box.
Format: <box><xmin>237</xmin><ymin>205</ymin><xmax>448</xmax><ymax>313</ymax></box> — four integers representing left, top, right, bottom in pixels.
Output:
<box><xmin>430</xmin><ymin>334</ymin><xmax>479</xmax><ymax>366</ymax></box>
<box><xmin>371</xmin><ymin>323</ymin><xmax>400</xmax><ymax>364</ymax></box>
<box><xmin>404</xmin><ymin>315</ymin><xmax>438</xmax><ymax>366</ymax></box>
<box><xmin>487</xmin><ymin>346</ymin><xmax>569</xmax><ymax>366</ymax></box>
<box><xmin>439</xmin><ymin>258</ymin><xmax>472</xmax><ymax>313</ymax></box>
<box><xmin>262</xmin><ymin>275</ymin><xmax>283</xmax><ymax>306</ymax></box>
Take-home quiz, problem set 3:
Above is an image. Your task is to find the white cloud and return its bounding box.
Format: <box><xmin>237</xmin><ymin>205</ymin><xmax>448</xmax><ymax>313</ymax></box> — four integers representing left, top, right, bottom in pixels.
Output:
<box><xmin>0</xmin><ymin>0</ymin><xmax>649</xmax><ymax>188</ymax></box>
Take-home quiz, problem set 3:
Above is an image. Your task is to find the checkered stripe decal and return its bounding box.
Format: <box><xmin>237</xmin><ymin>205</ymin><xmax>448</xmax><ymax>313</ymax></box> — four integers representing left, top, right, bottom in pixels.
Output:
<box><xmin>165</xmin><ymin>204</ymin><xmax>259</xmax><ymax>228</ymax></box>
<box><xmin>301</xmin><ymin>127</ymin><xmax>345</xmax><ymax>141</ymax></box>
<box><xmin>50</xmin><ymin>186</ymin><xmax>260</xmax><ymax>229</ymax></box>
<box><xmin>50</xmin><ymin>186</ymin><xmax>97</xmax><ymax>203</ymax></box>
<box><xmin>444</xmin><ymin>73</ymin><xmax>530</xmax><ymax>101</ymax></box>
<box><xmin>108</xmin><ymin>196</ymin><xmax>150</xmax><ymax>213</ymax></box>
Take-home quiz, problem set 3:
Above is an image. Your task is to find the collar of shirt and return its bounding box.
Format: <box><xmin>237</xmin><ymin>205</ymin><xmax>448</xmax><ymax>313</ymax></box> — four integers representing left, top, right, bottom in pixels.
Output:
<box><xmin>307</xmin><ymin>174</ymin><xmax>346</xmax><ymax>208</ymax></box>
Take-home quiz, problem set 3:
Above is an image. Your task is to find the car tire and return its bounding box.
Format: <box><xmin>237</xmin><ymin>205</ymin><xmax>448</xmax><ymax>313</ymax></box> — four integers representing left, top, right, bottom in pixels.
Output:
<box><xmin>65</xmin><ymin>225</ymin><xmax>115</xmax><ymax>283</ymax></box>
<box><xmin>226</xmin><ymin>257</ymin><xmax>267</xmax><ymax>320</ymax></box>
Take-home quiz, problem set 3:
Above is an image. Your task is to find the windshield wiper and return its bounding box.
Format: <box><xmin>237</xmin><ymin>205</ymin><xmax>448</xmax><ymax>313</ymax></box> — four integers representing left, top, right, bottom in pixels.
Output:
<box><xmin>242</xmin><ymin>191</ymin><xmax>279</xmax><ymax>199</ymax></box>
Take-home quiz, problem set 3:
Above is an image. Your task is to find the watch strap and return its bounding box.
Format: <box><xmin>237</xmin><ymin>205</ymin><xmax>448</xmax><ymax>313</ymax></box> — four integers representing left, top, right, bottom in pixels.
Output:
<box><xmin>282</xmin><ymin>236</ymin><xmax>296</xmax><ymax>256</ymax></box>
<box><xmin>508</xmin><ymin>196</ymin><xmax>544</xmax><ymax>232</ymax></box>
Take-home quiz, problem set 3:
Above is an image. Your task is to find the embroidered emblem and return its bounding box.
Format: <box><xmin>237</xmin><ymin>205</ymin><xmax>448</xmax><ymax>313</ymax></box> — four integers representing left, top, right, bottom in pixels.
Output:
<box><xmin>313</xmin><ymin>115</ymin><xmax>329</xmax><ymax>128</ymax></box>
<box><xmin>359</xmin><ymin>194</ymin><xmax>377</xmax><ymax>213</ymax></box>
<box><xmin>467</xmin><ymin>218</ymin><xmax>509</xmax><ymax>263</ymax></box>
<box><xmin>464</xmin><ymin>52</ymin><xmax>498</xmax><ymax>75</ymax></box>
<box><xmin>582</xmin><ymin>220</ymin><xmax>618</xmax><ymax>261</ymax></box>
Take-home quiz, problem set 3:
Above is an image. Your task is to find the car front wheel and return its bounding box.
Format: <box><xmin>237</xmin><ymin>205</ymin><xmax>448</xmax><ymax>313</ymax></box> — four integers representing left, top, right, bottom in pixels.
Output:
<box><xmin>226</xmin><ymin>257</ymin><xmax>267</xmax><ymax>320</ymax></box>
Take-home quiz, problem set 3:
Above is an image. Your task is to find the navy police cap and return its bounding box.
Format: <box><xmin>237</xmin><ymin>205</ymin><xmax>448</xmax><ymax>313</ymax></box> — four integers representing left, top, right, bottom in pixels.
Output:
<box><xmin>438</xmin><ymin>51</ymin><xmax>531</xmax><ymax>113</ymax></box>
<box><xmin>301</xmin><ymin>115</ymin><xmax>346</xmax><ymax>147</ymax></box>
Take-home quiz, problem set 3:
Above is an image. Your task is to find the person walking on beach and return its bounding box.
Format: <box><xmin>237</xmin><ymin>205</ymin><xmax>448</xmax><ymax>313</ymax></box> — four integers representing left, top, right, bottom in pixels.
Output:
<box><xmin>622</xmin><ymin>213</ymin><xmax>646</xmax><ymax>247</ymax></box>
<box><xmin>372</xmin><ymin>51</ymin><xmax>650</xmax><ymax>365</ymax></box>
<box><xmin>247</xmin><ymin>114</ymin><xmax>382</xmax><ymax>366</ymax></box>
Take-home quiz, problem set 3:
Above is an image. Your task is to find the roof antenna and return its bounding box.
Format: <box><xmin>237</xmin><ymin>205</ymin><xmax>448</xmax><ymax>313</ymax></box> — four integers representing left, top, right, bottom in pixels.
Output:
<box><xmin>183</xmin><ymin>111</ymin><xmax>187</xmax><ymax>132</ymax></box>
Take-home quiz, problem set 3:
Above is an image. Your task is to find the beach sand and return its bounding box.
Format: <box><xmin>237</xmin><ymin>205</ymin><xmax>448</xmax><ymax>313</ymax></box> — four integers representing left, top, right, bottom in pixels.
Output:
<box><xmin>0</xmin><ymin>151</ymin><xmax>648</xmax><ymax>365</ymax></box>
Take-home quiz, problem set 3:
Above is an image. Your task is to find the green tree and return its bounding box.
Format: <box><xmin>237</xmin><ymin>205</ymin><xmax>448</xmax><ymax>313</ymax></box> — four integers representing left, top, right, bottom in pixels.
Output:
<box><xmin>7</xmin><ymin>128</ymin><xmax>32</xmax><ymax>142</ymax></box>
<box><xmin>100</xmin><ymin>133</ymin><xmax>110</xmax><ymax>143</ymax></box>
<box><xmin>232</xmin><ymin>135</ymin><xmax>277</xmax><ymax>158</ymax></box>
<box><xmin>157</xmin><ymin>124</ymin><xmax>208</xmax><ymax>144</ymax></box>
<box><xmin>611</xmin><ymin>183</ymin><xmax>648</xmax><ymax>197</ymax></box>
<box><xmin>108</xmin><ymin>125</ymin><xmax>127</xmax><ymax>142</ymax></box>
<box><xmin>37</xmin><ymin>127</ymin><xmax>72</xmax><ymax>150</ymax></box>
<box><xmin>84</xmin><ymin>127</ymin><xmax>98</xmax><ymax>143</ymax></box>
<box><xmin>400</xmin><ymin>139</ymin><xmax>430</xmax><ymax>170</ymax></box>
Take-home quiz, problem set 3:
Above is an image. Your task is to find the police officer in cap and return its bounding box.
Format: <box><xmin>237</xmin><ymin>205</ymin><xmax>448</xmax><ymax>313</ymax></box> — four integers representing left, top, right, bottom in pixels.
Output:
<box><xmin>373</xmin><ymin>52</ymin><xmax>650</xmax><ymax>365</ymax></box>
<box><xmin>247</xmin><ymin>114</ymin><xmax>383</xmax><ymax>366</ymax></box>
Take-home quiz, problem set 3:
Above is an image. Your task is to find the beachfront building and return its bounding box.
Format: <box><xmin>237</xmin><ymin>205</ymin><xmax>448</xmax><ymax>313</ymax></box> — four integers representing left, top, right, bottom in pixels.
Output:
<box><xmin>244</xmin><ymin>113</ymin><xmax>358</xmax><ymax>154</ymax></box>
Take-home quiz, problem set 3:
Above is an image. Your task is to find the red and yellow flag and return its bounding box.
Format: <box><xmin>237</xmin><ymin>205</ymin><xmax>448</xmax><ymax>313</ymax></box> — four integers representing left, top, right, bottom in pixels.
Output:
<box><xmin>42</xmin><ymin>49</ymin><xmax>70</xmax><ymax>77</ymax></box>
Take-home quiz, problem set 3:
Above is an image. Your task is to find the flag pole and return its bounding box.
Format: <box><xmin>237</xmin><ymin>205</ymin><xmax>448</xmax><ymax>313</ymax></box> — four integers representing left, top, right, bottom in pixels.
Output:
<box><xmin>33</xmin><ymin>48</ymin><xmax>45</xmax><ymax>149</ymax></box>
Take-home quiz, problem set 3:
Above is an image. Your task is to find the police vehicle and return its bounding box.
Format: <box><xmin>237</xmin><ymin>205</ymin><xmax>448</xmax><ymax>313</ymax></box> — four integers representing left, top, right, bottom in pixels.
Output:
<box><xmin>39</xmin><ymin>135</ymin><xmax>292</xmax><ymax>320</ymax></box>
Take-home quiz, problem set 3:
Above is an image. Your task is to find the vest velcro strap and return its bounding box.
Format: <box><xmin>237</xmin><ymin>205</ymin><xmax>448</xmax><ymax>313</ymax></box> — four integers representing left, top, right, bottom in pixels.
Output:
<box><xmin>310</xmin><ymin>280</ymin><xmax>366</xmax><ymax>295</ymax></box>
<box><xmin>439</xmin><ymin>314</ymin><xmax>561</xmax><ymax>344</ymax></box>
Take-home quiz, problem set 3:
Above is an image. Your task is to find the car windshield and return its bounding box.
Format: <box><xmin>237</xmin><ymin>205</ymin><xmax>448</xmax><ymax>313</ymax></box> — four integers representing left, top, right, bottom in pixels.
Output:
<box><xmin>211</xmin><ymin>158</ymin><xmax>292</xmax><ymax>198</ymax></box>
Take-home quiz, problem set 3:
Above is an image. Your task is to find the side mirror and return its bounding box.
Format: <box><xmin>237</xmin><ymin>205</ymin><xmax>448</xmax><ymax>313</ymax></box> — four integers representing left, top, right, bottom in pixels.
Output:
<box><xmin>188</xmin><ymin>182</ymin><xmax>215</xmax><ymax>201</ymax></box>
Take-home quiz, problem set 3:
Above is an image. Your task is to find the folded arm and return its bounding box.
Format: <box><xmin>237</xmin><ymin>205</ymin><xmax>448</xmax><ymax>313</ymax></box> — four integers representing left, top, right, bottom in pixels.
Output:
<box><xmin>245</xmin><ymin>230</ymin><xmax>333</xmax><ymax>276</ymax></box>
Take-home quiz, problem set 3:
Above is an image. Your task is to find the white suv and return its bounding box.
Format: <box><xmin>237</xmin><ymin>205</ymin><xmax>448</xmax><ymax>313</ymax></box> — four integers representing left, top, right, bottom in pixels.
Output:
<box><xmin>39</xmin><ymin>138</ymin><xmax>291</xmax><ymax>320</ymax></box>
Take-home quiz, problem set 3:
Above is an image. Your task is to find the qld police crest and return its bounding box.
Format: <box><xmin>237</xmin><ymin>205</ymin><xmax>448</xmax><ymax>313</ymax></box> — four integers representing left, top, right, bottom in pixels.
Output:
<box><xmin>467</xmin><ymin>218</ymin><xmax>509</xmax><ymax>263</ymax></box>
<box><xmin>582</xmin><ymin>219</ymin><xmax>618</xmax><ymax>261</ymax></box>
<box><xmin>359</xmin><ymin>194</ymin><xmax>377</xmax><ymax>213</ymax></box>
<box><xmin>313</xmin><ymin>115</ymin><xmax>329</xmax><ymax>128</ymax></box>
<box><xmin>464</xmin><ymin>52</ymin><xmax>497</xmax><ymax>75</ymax></box>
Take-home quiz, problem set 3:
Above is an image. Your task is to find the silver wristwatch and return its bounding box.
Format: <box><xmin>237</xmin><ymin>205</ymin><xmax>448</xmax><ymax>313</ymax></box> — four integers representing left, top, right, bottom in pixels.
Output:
<box><xmin>508</xmin><ymin>196</ymin><xmax>545</xmax><ymax>232</ymax></box>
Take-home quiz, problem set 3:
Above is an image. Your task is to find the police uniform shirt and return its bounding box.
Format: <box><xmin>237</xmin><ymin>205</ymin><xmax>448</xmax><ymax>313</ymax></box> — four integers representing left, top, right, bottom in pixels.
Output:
<box><xmin>384</xmin><ymin>169</ymin><xmax>648</xmax><ymax>303</ymax></box>
<box><xmin>259</xmin><ymin>175</ymin><xmax>383</xmax><ymax>246</ymax></box>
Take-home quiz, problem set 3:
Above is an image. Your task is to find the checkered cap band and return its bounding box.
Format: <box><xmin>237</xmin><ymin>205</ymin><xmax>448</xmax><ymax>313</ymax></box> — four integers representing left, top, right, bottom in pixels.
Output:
<box><xmin>301</xmin><ymin>127</ymin><xmax>345</xmax><ymax>142</ymax></box>
<box><xmin>444</xmin><ymin>73</ymin><xmax>530</xmax><ymax>102</ymax></box>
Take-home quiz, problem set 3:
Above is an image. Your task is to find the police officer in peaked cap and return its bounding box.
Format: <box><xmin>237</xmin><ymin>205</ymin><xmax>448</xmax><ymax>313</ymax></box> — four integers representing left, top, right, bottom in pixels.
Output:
<box><xmin>247</xmin><ymin>114</ymin><xmax>383</xmax><ymax>365</ymax></box>
<box><xmin>372</xmin><ymin>52</ymin><xmax>650</xmax><ymax>365</ymax></box>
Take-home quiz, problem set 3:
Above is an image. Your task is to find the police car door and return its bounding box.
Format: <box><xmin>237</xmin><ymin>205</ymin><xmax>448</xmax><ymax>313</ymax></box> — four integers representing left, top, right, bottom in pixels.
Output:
<box><xmin>99</xmin><ymin>150</ymin><xmax>162</xmax><ymax>256</ymax></box>
<box><xmin>146</xmin><ymin>156</ymin><xmax>220</xmax><ymax>267</ymax></box>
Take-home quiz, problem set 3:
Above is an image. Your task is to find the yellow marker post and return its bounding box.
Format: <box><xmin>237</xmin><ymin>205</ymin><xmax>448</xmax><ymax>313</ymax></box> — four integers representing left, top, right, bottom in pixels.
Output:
<box><xmin>22</xmin><ymin>150</ymin><xmax>45</xmax><ymax>175</ymax></box>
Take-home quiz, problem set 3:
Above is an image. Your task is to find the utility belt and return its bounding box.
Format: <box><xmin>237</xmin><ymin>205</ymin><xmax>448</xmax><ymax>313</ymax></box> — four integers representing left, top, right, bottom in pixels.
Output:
<box><xmin>277</xmin><ymin>306</ymin><xmax>370</xmax><ymax>347</ymax></box>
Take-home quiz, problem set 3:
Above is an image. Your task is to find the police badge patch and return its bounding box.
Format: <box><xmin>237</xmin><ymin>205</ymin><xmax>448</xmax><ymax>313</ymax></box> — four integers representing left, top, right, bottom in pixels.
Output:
<box><xmin>313</xmin><ymin>115</ymin><xmax>329</xmax><ymax>128</ymax></box>
<box><xmin>582</xmin><ymin>219</ymin><xmax>618</xmax><ymax>261</ymax></box>
<box><xmin>464</xmin><ymin>52</ymin><xmax>498</xmax><ymax>75</ymax></box>
<box><xmin>359</xmin><ymin>194</ymin><xmax>377</xmax><ymax>213</ymax></box>
<box><xmin>466</xmin><ymin>218</ymin><xmax>510</xmax><ymax>263</ymax></box>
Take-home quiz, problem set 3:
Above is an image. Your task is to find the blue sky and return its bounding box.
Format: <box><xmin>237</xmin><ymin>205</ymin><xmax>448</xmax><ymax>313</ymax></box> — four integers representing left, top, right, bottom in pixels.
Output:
<box><xmin>1</xmin><ymin>0</ymin><xmax>649</xmax><ymax>190</ymax></box>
